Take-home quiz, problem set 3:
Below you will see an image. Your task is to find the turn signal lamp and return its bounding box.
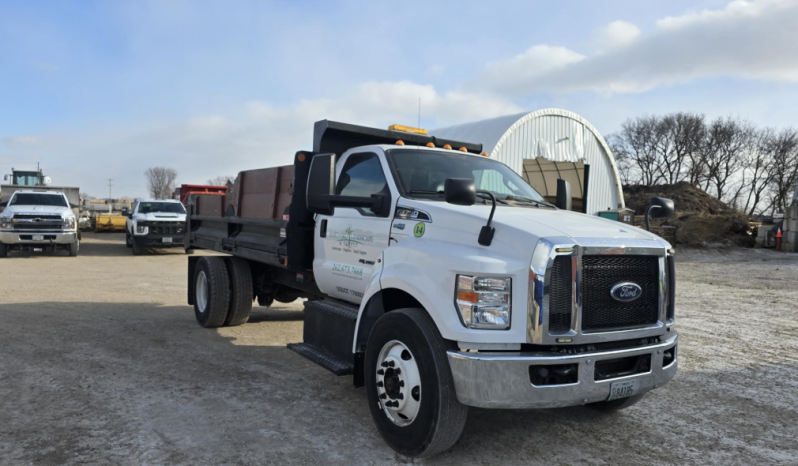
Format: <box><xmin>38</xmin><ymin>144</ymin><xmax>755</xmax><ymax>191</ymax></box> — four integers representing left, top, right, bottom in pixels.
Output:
<box><xmin>388</xmin><ymin>124</ymin><xmax>428</xmax><ymax>135</ymax></box>
<box><xmin>455</xmin><ymin>275</ymin><xmax>511</xmax><ymax>329</ymax></box>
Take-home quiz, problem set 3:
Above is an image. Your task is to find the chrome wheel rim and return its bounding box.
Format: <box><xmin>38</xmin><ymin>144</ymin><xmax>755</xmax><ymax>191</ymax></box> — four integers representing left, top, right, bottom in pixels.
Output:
<box><xmin>195</xmin><ymin>270</ymin><xmax>208</xmax><ymax>313</ymax></box>
<box><xmin>376</xmin><ymin>340</ymin><xmax>421</xmax><ymax>426</ymax></box>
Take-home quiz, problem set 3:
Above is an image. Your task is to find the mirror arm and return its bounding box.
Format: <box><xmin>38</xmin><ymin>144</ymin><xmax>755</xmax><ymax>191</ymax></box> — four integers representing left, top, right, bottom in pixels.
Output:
<box><xmin>476</xmin><ymin>190</ymin><xmax>496</xmax><ymax>246</ymax></box>
<box><xmin>645</xmin><ymin>205</ymin><xmax>661</xmax><ymax>232</ymax></box>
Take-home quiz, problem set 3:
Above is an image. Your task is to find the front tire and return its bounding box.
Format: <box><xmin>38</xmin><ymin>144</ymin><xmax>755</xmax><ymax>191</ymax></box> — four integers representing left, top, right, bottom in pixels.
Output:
<box><xmin>193</xmin><ymin>257</ymin><xmax>230</xmax><ymax>328</ymax></box>
<box><xmin>132</xmin><ymin>241</ymin><xmax>143</xmax><ymax>256</ymax></box>
<box><xmin>0</xmin><ymin>242</ymin><xmax>7</xmax><ymax>258</ymax></box>
<box><xmin>69</xmin><ymin>239</ymin><xmax>79</xmax><ymax>257</ymax></box>
<box><xmin>365</xmin><ymin>308</ymin><xmax>468</xmax><ymax>458</ymax></box>
<box><xmin>125</xmin><ymin>232</ymin><xmax>132</xmax><ymax>248</ymax></box>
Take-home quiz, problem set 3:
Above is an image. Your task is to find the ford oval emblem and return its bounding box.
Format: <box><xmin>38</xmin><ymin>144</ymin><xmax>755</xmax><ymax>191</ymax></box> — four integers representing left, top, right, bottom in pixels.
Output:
<box><xmin>610</xmin><ymin>282</ymin><xmax>643</xmax><ymax>302</ymax></box>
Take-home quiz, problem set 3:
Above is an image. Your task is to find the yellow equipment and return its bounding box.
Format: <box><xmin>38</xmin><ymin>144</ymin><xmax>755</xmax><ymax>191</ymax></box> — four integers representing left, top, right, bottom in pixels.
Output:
<box><xmin>94</xmin><ymin>214</ymin><xmax>126</xmax><ymax>233</ymax></box>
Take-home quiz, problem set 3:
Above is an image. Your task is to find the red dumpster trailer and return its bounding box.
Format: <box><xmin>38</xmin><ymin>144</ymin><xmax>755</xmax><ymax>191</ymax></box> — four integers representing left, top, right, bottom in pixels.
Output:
<box><xmin>174</xmin><ymin>184</ymin><xmax>228</xmax><ymax>207</ymax></box>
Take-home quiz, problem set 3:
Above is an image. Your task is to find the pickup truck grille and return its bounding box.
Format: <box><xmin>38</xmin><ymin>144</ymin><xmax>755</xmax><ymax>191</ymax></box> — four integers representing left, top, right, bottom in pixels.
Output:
<box><xmin>14</xmin><ymin>223</ymin><xmax>62</xmax><ymax>231</ymax></box>
<box><xmin>13</xmin><ymin>215</ymin><xmax>62</xmax><ymax>220</ymax></box>
<box><xmin>148</xmin><ymin>222</ymin><xmax>184</xmax><ymax>235</ymax></box>
<box><xmin>548</xmin><ymin>256</ymin><xmax>573</xmax><ymax>333</ymax></box>
<box><xmin>581</xmin><ymin>255</ymin><xmax>660</xmax><ymax>331</ymax></box>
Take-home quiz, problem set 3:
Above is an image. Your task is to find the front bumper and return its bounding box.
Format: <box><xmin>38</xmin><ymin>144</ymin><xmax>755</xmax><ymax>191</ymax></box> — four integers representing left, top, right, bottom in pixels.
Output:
<box><xmin>133</xmin><ymin>233</ymin><xmax>185</xmax><ymax>248</ymax></box>
<box><xmin>0</xmin><ymin>231</ymin><xmax>77</xmax><ymax>245</ymax></box>
<box><xmin>447</xmin><ymin>332</ymin><xmax>678</xmax><ymax>409</ymax></box>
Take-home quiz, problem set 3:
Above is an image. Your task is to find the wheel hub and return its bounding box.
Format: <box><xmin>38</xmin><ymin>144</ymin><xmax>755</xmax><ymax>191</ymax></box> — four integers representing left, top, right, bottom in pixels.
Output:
<box><xmin>375</xmin><ymin>340</ymin><xmax>421</xmax><ymax>426</ymax></box>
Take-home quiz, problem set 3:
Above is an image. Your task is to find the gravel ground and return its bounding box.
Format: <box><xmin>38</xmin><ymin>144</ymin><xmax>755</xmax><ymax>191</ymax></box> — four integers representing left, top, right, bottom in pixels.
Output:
<box><xmin>1</xmin><ymin>233</ymin><xmax>797</xmax><ymax>465</ymax></box>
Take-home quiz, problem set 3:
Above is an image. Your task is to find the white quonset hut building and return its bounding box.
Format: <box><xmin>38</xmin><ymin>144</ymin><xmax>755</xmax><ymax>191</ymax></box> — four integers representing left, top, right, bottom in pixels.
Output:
<box><xmin>432</xmin><ymin>108</ymin><xmax>624</xmax><ymax>215</ymax></box>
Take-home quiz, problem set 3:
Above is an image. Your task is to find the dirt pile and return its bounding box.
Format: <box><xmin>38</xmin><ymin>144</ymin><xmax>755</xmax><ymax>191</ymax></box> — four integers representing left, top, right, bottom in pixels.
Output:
<box><xmin>623</xmin><ymin>182</ymin><xmax>754</xmax><ymax>247</ymax></box>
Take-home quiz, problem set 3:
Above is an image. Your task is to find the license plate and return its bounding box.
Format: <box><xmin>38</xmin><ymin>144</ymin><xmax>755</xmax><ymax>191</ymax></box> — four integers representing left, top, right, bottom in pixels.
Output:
<box><xmin>607</xmin><ymin>379</ymin><xmax>640</xmax><ymax>401</ymax></box>
<box><xmin>32</xmin><ymin>235</ymin><xmax>44</xmax><ymax>241</ymax></box>
<box><xmin>162</xmin><ymin>237</ymin><xmax>173</xmax><ymax>243</ymax></box>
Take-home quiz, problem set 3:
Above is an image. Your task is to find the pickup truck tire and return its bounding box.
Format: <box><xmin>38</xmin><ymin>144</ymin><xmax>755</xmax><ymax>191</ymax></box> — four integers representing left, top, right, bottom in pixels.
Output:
<box><xmin>224</xmin><ymin>257</ymin><xmax>253</xmax><ymax>326</ymax></box>
<box><xmin>69</xmin><ymin>239</ymin><xmax>79</xmax><ymax>257</ymax></box>
<box><xmin>185</xmin><ymin>248</ymin><xmax>194</xmax><ymax>255</ymax></box>
<box><xmin>364</xmin><ymin>308</ymin><xmax>468</xmax><ymax>458</ymax></box>
<box><xmin>132</xmin><ymin>241</ymin><xmax>143</xmax><ymax>256</ymax></box>
<box><xmin>125</xmin><ymin>232</ymin><xmax>132</xmax><ymax>248</ymax></box>
<box><xmin>0</xmin><ymin>242</ymin><xmax>6</xmax><ymax>258</ymax></box>
<box><xmin>587</xmin><ymin>393</ymin><xmax>645</xmax><ymax>412</ymax></box>
<box><xmin>193</xmin><ymin>257</ymin><xmax>230</xmax><ymax>328</ymax></box>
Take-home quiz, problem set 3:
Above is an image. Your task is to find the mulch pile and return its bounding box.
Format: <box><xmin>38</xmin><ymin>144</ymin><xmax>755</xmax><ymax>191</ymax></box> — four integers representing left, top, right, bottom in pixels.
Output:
<box><xmin>623</xmin><ymin>182</ymin><xmax>754</xmax><ymax>247</ymax></box>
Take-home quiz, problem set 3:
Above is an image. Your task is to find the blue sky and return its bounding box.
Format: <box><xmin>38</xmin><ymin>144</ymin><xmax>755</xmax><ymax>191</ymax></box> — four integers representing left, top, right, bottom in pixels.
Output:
<box><xmin>2</xmin><ymin>0</ymin><xmax>797</xmax><ymax>197</ymax></box>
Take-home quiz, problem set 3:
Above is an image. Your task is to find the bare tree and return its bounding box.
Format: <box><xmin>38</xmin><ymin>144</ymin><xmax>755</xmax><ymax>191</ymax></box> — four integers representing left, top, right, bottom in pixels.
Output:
<box><xmin>145</xmin><ymin>167</ymin><xmax>178</xmax><ymax>199</ymax></box>
<box><xmin>767</xmin><ymin>128</ymin><xmax>798</xmax><ymax>214</ymax></box>
<box><xmin>700</xmin><ymin>117</ymin><xmax>755</xmax><ymax>202</ymax></box>
<box><xmin>608</xmin><ymin>116</ymin><xmax>664</xmax><ymax>186</ymax></box>
<box><xmin>207</xmin><ymin>175</ymin><xmax>235</xmax><ymax>187</ymax></box>
<box><xmin>656</xmin><ymin>112</ymin><xmax>705</xmax><ymax>184</ymax></box>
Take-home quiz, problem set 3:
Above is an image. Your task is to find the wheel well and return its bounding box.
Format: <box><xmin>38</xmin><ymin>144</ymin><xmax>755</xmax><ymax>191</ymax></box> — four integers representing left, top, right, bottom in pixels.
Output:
<box><xmin>355</xmin><ymin>288</ymin><xmax>423</xmax><ymax>354</ymax></box>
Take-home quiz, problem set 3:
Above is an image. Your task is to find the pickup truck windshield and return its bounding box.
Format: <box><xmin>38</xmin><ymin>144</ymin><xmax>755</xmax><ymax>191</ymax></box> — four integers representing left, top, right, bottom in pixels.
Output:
<box><xmin>10</xmin><ymin>193</ymin><xmax>68</xmax><ymax>207</ymax></box>
<box><xmin>138</xmin><ymin>202</ymin><xmax>186</xmax><ymax>214</ymax></box>
<box><xmin>388</xmin><ymin>149</ymin><xmax>548</xmax><ymax>203</ymax></box>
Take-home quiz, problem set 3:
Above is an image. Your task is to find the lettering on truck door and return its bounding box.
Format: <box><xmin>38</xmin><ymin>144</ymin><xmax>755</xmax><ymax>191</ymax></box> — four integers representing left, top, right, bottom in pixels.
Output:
<box><xmin>313</xmin><ymin>152</ymin><xmax>392</xmax><ymax>303</ymax></box>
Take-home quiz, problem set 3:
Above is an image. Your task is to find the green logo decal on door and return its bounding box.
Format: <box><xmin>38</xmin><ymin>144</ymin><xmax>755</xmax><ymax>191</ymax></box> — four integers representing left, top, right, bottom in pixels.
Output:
<box><xmin>413</xmin><ymin>222</ymin><xmax>425</xmax><ymax>238</ymax></box>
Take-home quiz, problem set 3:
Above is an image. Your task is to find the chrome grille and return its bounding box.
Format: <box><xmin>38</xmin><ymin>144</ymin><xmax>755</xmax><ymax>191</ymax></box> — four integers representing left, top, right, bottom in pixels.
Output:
<box><xmin>580</xmin><ymin>255</ymin><xmax>660</xmax><ymax>332</ymax></box>
<box><xmin>548</xmin><ymin>255</ymin><xmax>573</xmax><ymax>333</ymax></box>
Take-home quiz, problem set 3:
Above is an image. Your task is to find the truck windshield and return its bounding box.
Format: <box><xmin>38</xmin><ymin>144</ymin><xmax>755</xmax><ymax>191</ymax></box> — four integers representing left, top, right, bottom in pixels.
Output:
<box><xmin>10</xmin><ymin>193</ymin><xmax>68</xmax><ymax>207</ymax></box>
<box><xmin>387</xmin><ymin>149</ymin><xmax>549</xmax><ymax>204</ymax></box>
<box><xmin>138</xmin><ymin>202</ymin><xmax>186</xmax><ymax>214</ymax></box>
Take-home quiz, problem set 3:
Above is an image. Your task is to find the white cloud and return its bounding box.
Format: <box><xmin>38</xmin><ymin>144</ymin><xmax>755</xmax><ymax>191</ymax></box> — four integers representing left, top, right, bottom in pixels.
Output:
<box><xmin>597</xmin><ymin>20</ymin><xmax>641</xmax><ymax>50</ymax></box>
<box><xmin>0</xmin><ymin>81</ymin><xmax>519</xmax><ymax>197</ymax></box>
<box><xmin>3</xmin><ymin>135</ymin><xmax>45</xmax><ymax>146</ymax></box>
<box><xmin>472</xmin><ymin>0</ymin><xmax>798</xmax><ymax>95</ymax></box>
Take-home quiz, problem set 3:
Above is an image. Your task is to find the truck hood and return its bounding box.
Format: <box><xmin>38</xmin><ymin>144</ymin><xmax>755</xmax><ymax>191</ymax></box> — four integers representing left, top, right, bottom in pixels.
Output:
<box><xmin>135</xmin><ymin>213</ymin><xmax>186</xmax><ymax>221</ymax></box>
<box><xmin>2</xmin><ymin>205</ymin><xmax>73</xmax><ymax>218</ymax></box>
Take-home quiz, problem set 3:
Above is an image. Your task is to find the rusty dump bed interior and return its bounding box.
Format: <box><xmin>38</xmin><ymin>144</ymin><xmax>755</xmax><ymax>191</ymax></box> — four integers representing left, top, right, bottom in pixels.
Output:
<box><xmin>186</xmin><ymin>119</ymin><xmax>483</xmax><ymax>293</ymax></box>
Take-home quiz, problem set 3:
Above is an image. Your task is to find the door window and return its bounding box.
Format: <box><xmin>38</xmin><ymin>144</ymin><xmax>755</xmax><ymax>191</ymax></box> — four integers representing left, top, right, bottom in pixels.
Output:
<box><xmin>336</xmin><ymin>153</ymin><xmax>389</xmax><ymax>215</ymax></box>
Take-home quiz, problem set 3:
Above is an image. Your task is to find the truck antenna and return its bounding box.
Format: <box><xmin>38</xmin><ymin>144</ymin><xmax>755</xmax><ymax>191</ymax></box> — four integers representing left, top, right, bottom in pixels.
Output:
<box><xmin>418</xmin><ymin>97</ymin><xmax>421</xmax><ymax>131</ymax></box>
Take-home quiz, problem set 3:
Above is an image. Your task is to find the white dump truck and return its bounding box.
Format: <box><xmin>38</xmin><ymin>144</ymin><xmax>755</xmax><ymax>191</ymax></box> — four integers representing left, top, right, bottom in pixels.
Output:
<box><xmin>184</xmin><ymin>121</ymin><xmax>678</xmax><ymax>457</ymax></box>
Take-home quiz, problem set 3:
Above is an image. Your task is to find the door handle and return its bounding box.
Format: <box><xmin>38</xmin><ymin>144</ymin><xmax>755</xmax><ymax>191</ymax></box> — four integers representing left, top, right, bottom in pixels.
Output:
<box><xmin>320</xmin><ymin>219</ymin><xmax>327</xmax><ymax>238</ymax></box>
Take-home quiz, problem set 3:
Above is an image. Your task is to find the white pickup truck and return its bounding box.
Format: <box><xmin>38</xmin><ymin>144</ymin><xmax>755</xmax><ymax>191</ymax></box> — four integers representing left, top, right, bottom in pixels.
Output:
<box><xmin>184</xmin><ymin>120</ymin><xmax>678</xmax><ymax>457</ymax></box>
<box><xmin>124</xmin><ymin>199</ymin><xmax>189</xmax><ymax>255</ymax></box>
<box><xmin>0</xmin><ymin>190</ymin><xmax>79</xmax><ymax>257</ymax></box>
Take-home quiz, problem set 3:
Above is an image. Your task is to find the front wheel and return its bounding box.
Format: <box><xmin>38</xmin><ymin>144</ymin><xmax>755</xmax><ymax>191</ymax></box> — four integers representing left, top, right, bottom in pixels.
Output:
<box><xmin>69</xmin><ymin>239</ymin><xmax>79</xmax><ymax>257</ymax></box>
<box><xmin>0</xmin><ymin>242</ymin><xmax>7</xmax><ymax>258</ymax></box>
<box><xmin>364</xmin><ymin>308</ymin><xmax>468</xmax><ymax>458</ymax></box>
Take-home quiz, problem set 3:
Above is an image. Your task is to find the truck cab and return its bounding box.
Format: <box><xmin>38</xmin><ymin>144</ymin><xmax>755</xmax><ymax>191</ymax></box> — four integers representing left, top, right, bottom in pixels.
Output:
<box><xmin>184</xmin><ymin>120</ymin><xmax>678</xmax><ymax>458</ymax></box>
<box><xmin>125</xmin><ymin>199</ymin><xmax>188</xmax><ymax>255</ymax></box>
<box><xmin>0</xmin><ymin>190</ymin><xmax>80</xmax><ymax>257</ymax></box>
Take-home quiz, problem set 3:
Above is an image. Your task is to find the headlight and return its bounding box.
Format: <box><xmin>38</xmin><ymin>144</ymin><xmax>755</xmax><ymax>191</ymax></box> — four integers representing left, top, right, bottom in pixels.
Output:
<box><xmin>455</xmin><ymin>275</ymin><xmax>512</xmax><ymax>329</ymax></box>
<box><xmin>136</xmin><ymin>223</ymin><xmax>147</xmax><ymax>233</ymax></box>
<box><xmin>0</xmin><ymin>217</ymin><xmax>11</xmax><ymax>229</ymax></box>
<box><xmin>63</xmin><ymin>218</ymin><xmax>76</xmax><ymax>230</ymax></box>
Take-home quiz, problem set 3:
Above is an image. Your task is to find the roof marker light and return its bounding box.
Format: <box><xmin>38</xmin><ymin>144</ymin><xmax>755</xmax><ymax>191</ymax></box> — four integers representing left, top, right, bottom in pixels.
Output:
<box><xmin>481</xmin><ymin>152</ymin><xmax>489</xmax><ymax>157</ymax></box>
<box><xmin>443</xmin><ymin>144</ymin><xmax>452</xmax><ymax>150</ymax></box>
<box><xmin>388</xmin><ymin>124</ymin><xmax>428</xmax><ymax>135</ymax></box>
<box><xmin>459</xmin><ymin>147</ymin><xmax>468</xmax><ymax>152</ymax></box>
<box><xmin>426</xmin><ymin>142</ymin><xmax>435</xmax><ymax>147</ymax></box>
<box><xmin>395</xmin><ymin>140</ymin><xmax>405</xmax><ymax>146</ymax></box>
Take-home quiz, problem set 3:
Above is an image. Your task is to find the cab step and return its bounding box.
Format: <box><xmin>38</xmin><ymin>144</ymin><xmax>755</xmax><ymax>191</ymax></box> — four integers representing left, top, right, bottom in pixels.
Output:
<box><xmin>287</xmin><ymin>299</ymin><xmax>359</xmax><ymax>376</ymax></box>
<box><xmin>287</xmin><ymin>343</ymin><xmax>353</xmax><ymax>375</ymax></box>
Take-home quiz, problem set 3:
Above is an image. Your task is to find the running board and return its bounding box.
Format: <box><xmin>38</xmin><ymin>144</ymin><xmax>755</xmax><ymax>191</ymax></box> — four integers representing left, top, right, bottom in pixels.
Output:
<box><xmin>287</xmin><ymin>343</ymin><xmax>353</xmax><ymax>376</ymax></box>
<box><xmin>288</xmin><ymin>299</ymin><xmax>359</xmax><ymax>377</ymax></box>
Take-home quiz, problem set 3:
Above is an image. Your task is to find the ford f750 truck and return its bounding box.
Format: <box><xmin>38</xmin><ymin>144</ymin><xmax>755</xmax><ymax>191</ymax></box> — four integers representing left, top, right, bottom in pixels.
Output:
<box><xmin>184</xmin><ymin>120</ymin><xmax>678</xmax><ymax>457</ymax></box>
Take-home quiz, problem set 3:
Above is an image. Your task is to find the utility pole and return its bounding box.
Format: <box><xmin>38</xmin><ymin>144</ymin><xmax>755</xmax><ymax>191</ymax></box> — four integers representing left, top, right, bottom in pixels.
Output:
<box><xmin>108</xmin><ymin>179</ymin><xmax>113</xmax><ymax>213</ymax></box>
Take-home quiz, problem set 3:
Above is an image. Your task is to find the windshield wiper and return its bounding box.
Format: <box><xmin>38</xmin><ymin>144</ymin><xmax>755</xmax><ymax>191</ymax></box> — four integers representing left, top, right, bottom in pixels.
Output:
<box><xmin>504</xmin><ymin>195</ymin><xmax>553</xmax><ymax>208</ymax></box>
<box><xmin>478</xmin><ymin>192</ymin><xmax>508</xmax><ymax>204</ymax></box>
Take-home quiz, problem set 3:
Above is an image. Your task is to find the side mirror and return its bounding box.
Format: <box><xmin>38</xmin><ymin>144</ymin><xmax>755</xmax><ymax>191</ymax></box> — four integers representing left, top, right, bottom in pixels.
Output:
<box><xmin>121</xmin><ymin>207</ymin><xmax>130</xmax><ymax>217</ymax></box>
<box><xmin>644</xmin><ymin>197</ymin><xmax>674</xmax><ymax>231</ymax></box>
<box><xmin>648</xmin><ymin>197</ymin><xmax>674</xmax><ymax>219</ymax></box>
<box><xmin>444</xmin><ymin>178</ymin><xmax>476</xmax><ymax>206</ymax></box>
<box><xmin>306</xmin><ymin>153</ymin><xmax>336</xmax><ymax>216</ymax></box>
<box><xmin>555</xmin><ymin>179</ymin><xmax>572</xmax><ymax>211</ymax></box>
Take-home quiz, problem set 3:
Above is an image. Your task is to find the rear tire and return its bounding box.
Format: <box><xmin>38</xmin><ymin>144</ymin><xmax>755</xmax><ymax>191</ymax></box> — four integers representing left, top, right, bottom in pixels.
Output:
<box><xmin>224</xmin><ymin>257</ymin><xmax>253</xmax><ymax>326</ymax></box>
<box><xmin>587</xmin><ymin>393</ymin><xmax>645</xmax><ymax>412</ymax></box>
<box><xmin>364</xmin><ymin>308</ymin><xmax>468</xmax><ymax>458</ymax></box>
<box><xmin>69</xmin><ymin>240</ymin><xmax>79</xmax><ymax>257</ymax></box>
<box><xmin>193</xmin><ymin>257</ymin><xmax>230</xmax><ymax>328</ymax></box>
<box><xmin>0</xmin><ymin>242</ymin><xmax>7</xmax><ymax>258</ymax></box>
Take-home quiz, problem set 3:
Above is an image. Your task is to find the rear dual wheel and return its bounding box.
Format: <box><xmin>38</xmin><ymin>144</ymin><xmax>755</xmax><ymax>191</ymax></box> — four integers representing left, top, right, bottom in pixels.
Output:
<box><xmin>193</xmin><ymin>257</ymin><xmax>252</xmax><ymax>328</ymax></box>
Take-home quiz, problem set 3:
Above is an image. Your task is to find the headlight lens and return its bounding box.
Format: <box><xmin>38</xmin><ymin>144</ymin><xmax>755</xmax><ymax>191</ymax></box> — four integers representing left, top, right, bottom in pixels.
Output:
<box><xmin>63</xmin><ymin>218</ymin><xmax>76</xmax><ymax>229</ymax></box>
<box><xmin>136</xmin><ymin>223</ymin><xmax>147</xmax><ymax>233</ymax></box>
<box><xmin>455</xmin><ymin>275</ymin><xmax>511</xmax><ymax>329</ymax></box>
<box><xmin>0</xmin><ymin>217</ymin><xmax>11</xmax><ymax>229</ymax></box>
